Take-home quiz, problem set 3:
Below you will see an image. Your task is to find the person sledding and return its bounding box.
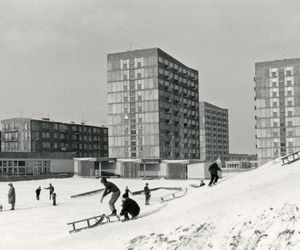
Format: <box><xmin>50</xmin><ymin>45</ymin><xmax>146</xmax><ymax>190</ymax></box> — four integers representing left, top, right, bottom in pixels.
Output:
<box><xmin>120</xmin><ymin>194</ymin><xmax>140</xmax><ymax>221</ymax></box>
<box><xmin>100</xmin><ymin>177</ymin><xmax>120</xmax><ymax>216</ymax></box>
<box><xmin>208</xmin><ymin>158</ymin><xmax>222</xmax><ymax>186</ymax></box>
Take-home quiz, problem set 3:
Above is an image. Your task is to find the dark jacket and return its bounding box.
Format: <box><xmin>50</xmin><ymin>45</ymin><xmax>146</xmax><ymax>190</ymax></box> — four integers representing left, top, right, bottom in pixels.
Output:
<box><xmin>45</xmin><ymin>185</ymin><xmax>54</xmax><ymax>193</ymax></box>
<box><xmin>103</xmin><ymin>181</ymin><xmax>120</xmax><ymax>197</ymax></box>
<box><xmin>36</xmin><ymin>188</ymin><xmax>41</xmax><ymax>195</ymax></box>
<box><xmin>144</xmin><ymin>186</ymin><xmax>150</xmax><ymax>196</ymax></box>
<box><xmin>208</xmin><ymin>162</ymin><xmax>221</xmax><ymax>175</ymax></box>
<box><xmin>8</xmin><ymin>186</ymin><xmax>16</xmax><ymax>204</ymax></box>
<box><xmin>120</xmin><ymin>198</ymin><xmax>140</xmax><ymax>217</ymax></box>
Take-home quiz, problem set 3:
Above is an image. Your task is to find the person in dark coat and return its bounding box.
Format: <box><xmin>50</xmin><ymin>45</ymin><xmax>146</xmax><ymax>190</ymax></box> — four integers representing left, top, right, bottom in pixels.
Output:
<box><xmin>120</xmin><ymin>194</ymin><xmax>140</xmax><ymax>221</ymax></box>
<box><xmin>100</xmin><ymin>177</ymin><xmax>120</xmax><ymax>216</ymax></box>
<box><xmin>8</xmin><ymin>183</ymin><xmax>16</xmax><ymax>210</ymax></box>
<box><xmin>44</xmin><ymin>183</ymin><xmax>54</xmax><ymax>200</ymax></box>
<box><xmin>36</xmin><ymin>186</ymin><xmax>42</xmax><ymax>200</ymax></box>
<box><xmin>208</xmin><ymin>160</ymin><xmax>222</xmax><ymax>186</ymax></box>
<box><xmin>144</xmin><ymin>183</ymin><xmax>151</xmax><ymax>205</ymax></box>
<box><xmin>123</xmin><ymin>186</ymin><xmax>132</xmax><ymax>199</ymax></box>
<box><xmin>52</xmin><ymin>193</ymin><xmax>57</xmax><ymax>206</ymax></box>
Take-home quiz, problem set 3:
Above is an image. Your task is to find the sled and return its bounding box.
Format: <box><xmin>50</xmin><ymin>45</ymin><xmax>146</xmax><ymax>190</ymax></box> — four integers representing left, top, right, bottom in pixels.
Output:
<box><xmin>190</xmin><ymin>184</ymin><xmax>205</xmax><ymax>188</ymax></box>
<box><xmin>70</xmin><ymin>188</ymin><xmax>104</xmax><ymax>198</ymax></box>
<box><xmin>281</xmin><ymin>151</ymin><xmax>300</xmax><ymax>165</ymax></box>
<box><xmin>160</xmin><ymin>188</ymin><xmax>187</xmax><ymax>202</ymax></box>
<box><xmin>67</xmin><ymin>213</ymin><xmax>120</xmax><ymax>233</ymax></box>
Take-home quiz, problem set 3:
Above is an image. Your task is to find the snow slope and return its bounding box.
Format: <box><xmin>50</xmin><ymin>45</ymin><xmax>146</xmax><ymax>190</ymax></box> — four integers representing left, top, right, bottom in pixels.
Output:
<box><xmin>1</xmin><ymin>159</ymin><xmax>300</xmax><ymax>250</ymax></box>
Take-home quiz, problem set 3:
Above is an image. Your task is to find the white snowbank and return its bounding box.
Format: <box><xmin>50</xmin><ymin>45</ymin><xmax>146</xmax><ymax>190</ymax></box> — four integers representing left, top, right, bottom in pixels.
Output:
<box><xmin>1</xmin><ymin>160</ymin><xmax>300</xmax><ymax>250</ymax></box>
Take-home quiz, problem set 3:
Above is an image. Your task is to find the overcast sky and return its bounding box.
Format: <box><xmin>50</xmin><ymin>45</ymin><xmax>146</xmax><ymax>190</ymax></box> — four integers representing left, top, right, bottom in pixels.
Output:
<box><xmin>1</xmin><ymin>0</ymin><xmax>300</xmax><ymax>154</ymax></box>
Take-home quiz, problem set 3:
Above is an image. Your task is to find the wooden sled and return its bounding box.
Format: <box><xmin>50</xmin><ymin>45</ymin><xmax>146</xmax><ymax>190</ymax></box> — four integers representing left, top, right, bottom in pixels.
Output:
<box><xmin>67</xmin><ymin>214</ymin><xmax>120</xmax><ymax>233</ymax></box>
<box><xmin>160</xmin><ymin>188</ymin><xmax>187</xmax><ymax>202</ymax></box>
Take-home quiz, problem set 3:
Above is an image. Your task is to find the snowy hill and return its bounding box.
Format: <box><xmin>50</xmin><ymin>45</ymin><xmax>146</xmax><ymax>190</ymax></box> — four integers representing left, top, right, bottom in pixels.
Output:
<box><xmin>1</xmin><ymin>159</ymin><xmax>300</xmax><ymax>250</ymax></box>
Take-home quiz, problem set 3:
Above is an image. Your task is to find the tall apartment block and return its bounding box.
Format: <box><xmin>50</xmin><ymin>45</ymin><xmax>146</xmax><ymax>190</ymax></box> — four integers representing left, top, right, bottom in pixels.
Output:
<box><xmin>107</xmin><ymin>48</ymin><xmax>200</xmax><ymax>160</ymax></box>
<box><xmin>255</xmin><ymin>58</ymin><xmax>300</xmax><ymax>166</ymax></box>
<box><xmin>199</xmin><ymin>102</ymin><xmax>229</xmax><ymax>162</ymax></box>
<box><xmin>1</xmin><ymin>118</ymin><xmax>108</xmax><ymax>157</ymax></box>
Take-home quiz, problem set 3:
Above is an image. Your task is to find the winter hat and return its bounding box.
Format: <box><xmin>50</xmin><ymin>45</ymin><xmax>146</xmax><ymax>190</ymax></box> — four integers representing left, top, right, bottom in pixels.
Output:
<box><xmin>122</xmin><ymin>194</ymin><xmax>128</xmax><ymax>199</ymax></box>
<box><xmin>101</xmin><ymin>177</ymin><xmax>107</xmax><ymax>183</ymax></box>
<box><xmin>8</xmin><ymin>183</ymin><xmax>12</xmax><ymax>186</ymax></box>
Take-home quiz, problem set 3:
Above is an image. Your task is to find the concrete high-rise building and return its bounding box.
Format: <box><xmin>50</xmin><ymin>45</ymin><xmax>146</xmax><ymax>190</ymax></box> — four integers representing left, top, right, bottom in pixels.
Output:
<box><xmin>1</xmin><ymin>118</ymin><xmax>108</xmax><ymax>158</ymax></box>
<box><xmin>107</xmin><ymin>48</ymin><xmax>200</xmax><ymax>161</ymax></box>
<box><xmin>255</xmin><ymin>58</ymin><xmax>300</xmax><ymax>166</ymax></box>
<box><xmin>199</xmin><ymin>102</ymin><xmax>229</xmax><ymax>162</ymax></box>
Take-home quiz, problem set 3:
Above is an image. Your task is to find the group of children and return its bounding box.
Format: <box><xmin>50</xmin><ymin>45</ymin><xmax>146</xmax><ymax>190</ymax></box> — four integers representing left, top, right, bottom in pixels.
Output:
<box><xmin>36</xmin><ymin>183</ymin><xmax>56</xmax><ymax>205</ymax></box>
<box><xmin>100</xmin><ymin>177</ymin><xmax>151</xmax><ymax>221</ymax></box>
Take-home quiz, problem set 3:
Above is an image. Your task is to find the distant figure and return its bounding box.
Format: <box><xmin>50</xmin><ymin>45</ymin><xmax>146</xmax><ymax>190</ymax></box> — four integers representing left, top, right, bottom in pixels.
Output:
<box><xmin>123</xmin><ymin>186</ymin><xmax>132</xmax><ymax>199</ymax></box>
<box><xmin>0</xmin><ymin>204</ymin><xmax>2</xmax><ymax>211</ymax></box>
<box><xmin>100</xmin><ymin>177</ymin><xmax>120</xmax><ymax>216</ymax></box>
<box><xmin>208</xmin><ymin>159</ymin><xmax>222</xmax><ymax>186</ymax></box>
<box><xmin>200</xmin><ymin>180</ymin><xmax>205</xmax><ymax>187</ymax></box>
<box><xmin>120</xmin><ymin>194</ymin><xmax>140</xmax><ymax>221</ymax></box>
<box><xmin>36</xmin><ymin>186</ymin><xmax>42</xmax><ymax>200</ymax></box>
<box><xmin>44</xmin><ymin>183</ymin><xmax>54</xmax><ymax>200</ymax></box>
<box><xmin>52</xmin><ymin>193</ymin><xmax>57</xmax><ymax>206</ymax></box>
<box><xmin>8</xmin><ymin>183</ymin><xmax>16</xmax><ymax>210</ymax></box>
<box><xmin>144</xmin><ymin>183</ymin><xmax>151</xmax><ymax>205</ymax></box>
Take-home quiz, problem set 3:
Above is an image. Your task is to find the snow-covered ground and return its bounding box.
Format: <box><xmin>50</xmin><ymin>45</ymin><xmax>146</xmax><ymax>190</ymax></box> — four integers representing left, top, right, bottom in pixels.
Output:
<box><xmin>1</xmin><ymin>159</ymin><xmax>300</xmax><ymax>250</ymax></box>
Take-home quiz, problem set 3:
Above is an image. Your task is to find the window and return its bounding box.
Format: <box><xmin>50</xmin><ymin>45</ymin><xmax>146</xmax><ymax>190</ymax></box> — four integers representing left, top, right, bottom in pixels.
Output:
<box><xmin>287</xmin><ymin>90</ymin><xmax>292</xmax><ymax>96</ymax></box>
<box><xmin>273</xmin><ymin>122</ymin><xmax>278</xmax><ymax>127</ymax></box>
<box><xmin>124</xmin><ymin>97</ymin><xmax>128</xmax><ymax>102</ymax></box>
<box><xmin>138</xmin><ymin>95</ymin><xmax>142</xmax><ymax>101</ymax></box>
<box><xmin>272</xmin><ymin>72</ymin><xmax>277</xmax><ymax>77</ymax></box>
<box><xmin>287</xmin><ymin>80</ymin><xmax>292</xmax><ymax>86</ymax></box>
<box><xmin>138</xmin><ymin>84</ymin><xmax>142</xmax><ymax>90</ymax></box>
<box><xmin>286</xmin><ymin>70</ymin><xmax>292</xmax><ymax>76</ymax></box>
<box><xmin>273</xmin><ymin>112</ymin><xmax>278</xmax><ymax>117</ymax></box>
<box><xmin>288</xmin><ymin>111</ymin><xmax>293</xmax><ymax>117</ymax></box>
<box><xmin>288</xmin><ymin>121</ymin><xmax>293</xmax><ymax>126</ymax></box>
<box><xmin>137</xmin><ymin>73</ymin><xmax>142</xmax><ymax>79</ymax></box>
<box><xmin>273</xmin><ymin>102</ymin><xmax>277</xmax><ymax>107</ymax></box>
<box><xmin>288</xmin><ymin>101</ymin><xmax>293</xmax><ymax>107</ymax></box>
<box><xmin>123</xmin><ymin>85</ymin><xmax>128</xmax><ymax>91</ymax></box>
<box><xmin>272</xmin><ymin>92</ymin><xmax>277</xmax><ymax>97</ymax></box>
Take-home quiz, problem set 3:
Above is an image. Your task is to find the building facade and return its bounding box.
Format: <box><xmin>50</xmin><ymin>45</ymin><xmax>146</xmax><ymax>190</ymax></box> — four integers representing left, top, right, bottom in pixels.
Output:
<box><xmin>1</xmin><ymin>118</ymin><xmax>108</xmax><ymax>158</ymax></box>
<box><xmin>0</xmin><ymin>152</ymin><xmax>74</xmax><ymax>176</ymax></box>
<box><xmin>199</xmin><ymin>102</ymin><xmax>229</xmax><ymax>162</ymax></box>
<box><xmin>255</xmin><ymin>58</ymin><xmax>300</xmax><ymax>166</ymax></box>
<box><xmin>107</xmin><ymin>48</ymin><xmax>200</xmax><ymax>161</ymax></box>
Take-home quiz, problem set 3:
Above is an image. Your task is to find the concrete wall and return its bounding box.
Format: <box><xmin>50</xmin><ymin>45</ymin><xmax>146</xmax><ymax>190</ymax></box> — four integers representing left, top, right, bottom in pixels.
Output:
<box><xmin>50</xmin><ymin>159</ymin><xmax>74</xmax><ymax>173</ymax></box>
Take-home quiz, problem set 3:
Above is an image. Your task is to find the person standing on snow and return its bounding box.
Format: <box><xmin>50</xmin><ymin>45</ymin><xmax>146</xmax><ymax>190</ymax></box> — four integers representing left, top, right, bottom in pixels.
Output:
<box><xmin>120</xmin><ymin>194</ymin><xmax>140</xmax><ymax>221</ymax></box>
<box><xmin>44</xmin><ymin>183</ymin><xmax>54</xmax><ymax>200</ymax></box>
<box><xmin>144</xmin><ymin>183</ymin><xmax>151</xmax><ymax>205</ymax></box>
<box><xmin>35</xmin><ymin>186</ymin><xmax>42</xmax><ymax>200</ymax></box>
<box><xmin>123</xmin><ymin>186</ymin><xmax>132</xmax><ymax>199</ymax></box>
<box><xmin>8</xmin><ymin>183</ymin><xmax>16</xmax><ymax>210</ymax></box>
<box><xmin>208</xmin><ymin>158</ymin><xmax>222</xmax><ymax>186</ymax></box>
<box><xmin>100</xmin><ymin>177</ymin><xmax>120</xmax><ymax>216</ymax></box>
